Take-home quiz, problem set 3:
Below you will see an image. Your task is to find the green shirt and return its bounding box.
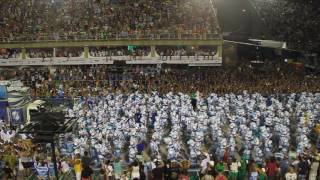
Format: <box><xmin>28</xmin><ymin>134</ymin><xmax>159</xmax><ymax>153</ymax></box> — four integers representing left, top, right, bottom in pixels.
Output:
<box><xmin>238</xmin><ymin>159</ymin><xmax>247</xmax><ymax>178</ymax></box>
<box><xmin>259</xmin><ymin>173</ymin><xmax>267</xmax><ymax>180</ymax></box>
<box><xmin>114</xmin><ymin>162</ymin><xmax>122</xmax><ymax>174</ymax></box>
<box><xmin>215</xmin><ymin>163</ymin><xmax>225</xmax><ymax>173</ymax></box>
<box><xmin>191</xmin><ymin>93</ymin><xmax>196</xmax><ymax>99</ymax></box>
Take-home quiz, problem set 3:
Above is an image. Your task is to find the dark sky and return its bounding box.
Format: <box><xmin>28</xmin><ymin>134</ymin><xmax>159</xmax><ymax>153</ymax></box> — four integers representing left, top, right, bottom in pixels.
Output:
<box><xmin>215</xmin><ymin>0</ymin><xmax>268</xmax><ymax>39</ymax></box>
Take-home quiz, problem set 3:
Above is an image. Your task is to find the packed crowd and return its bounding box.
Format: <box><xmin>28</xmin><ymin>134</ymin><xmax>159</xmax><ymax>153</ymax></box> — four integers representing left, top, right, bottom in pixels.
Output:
<box><xmin>0</xmin><ymin>64</ymin><xmax>320</xmax><ymax>179</ymax></box>
<box><xmin>0</xmin><ymin>0</ymin><xmax>220</xmax><ymax>41</ymax></box>
<box><xmin>59</xmin><ymin>89</ymin><xmax>320</xmax><ymax>179</ymax></box>
<box><xmin>27</xmin><ymin>49</ymin><xmax>54</xmax><ymax>59</ymax></box>
<box><xmin>2</xmin><ymin>64</ymin><xmax>319</xmax><ymax>98</ymax></box>
<box><xmin>157</xmin><ymin>47</ymin><xmax>217</xmax><ymax>61</ymax></box>
<box><xmin>251</xmin><ymin>0</ymin><xmax>320</xmax><ymax>53</ymax></box>
<box><xmin>0</xmin><ymin>49</ymin><xmax>20</xmax><ymax>59</ymax></box>
<box><xmin>90</xmin><ymin>47</ymin><xmax>151</xmax><ymax>58</ymax></box>
<box><xmin>89</xmin><ymin>46</ymin><xmax>217</xmax><ymax>60</ymax></box>
<box><xmin>1</xmin><ymin>88</ymin><xmax>320</xmax><ymax>179</ymax></box>
<box><xmin>68</xmin><ymin>88</ymin><xmax>319</xmax><ymax>163</ymax></box>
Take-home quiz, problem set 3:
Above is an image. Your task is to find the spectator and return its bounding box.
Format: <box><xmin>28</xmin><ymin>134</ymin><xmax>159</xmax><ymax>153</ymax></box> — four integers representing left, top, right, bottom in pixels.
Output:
<box><xmin>215</xmin><ymin>172</ymin><xmax>227</xmax><ymax>180</ymax></box>
<box><xmin>229</xmin><ymin>158</ymin><xmax>240</xmax><ymax>180</ymax></box>
<box><xmin>201</xmin><ymin>170</ymin><xmax>214</xmax><ymax>180</ymax></box>
<box><xmin>2</xmin><ymin>162</ymin><xmax>14</xmax><ymax>180</ymax></box>
<box><xmin>114</xmin><ymin>159</ymin><xmax>123</xmax><ymax>180</ymax></box>
<box><xmin>297</xmin><ymin>157</ymin><xmax>309</xmax><ymax>180</ymax></box>
<box><xmin>139</xmin><ymin>162</ymin><xmax>146</xmax><ymax>180</ymax></box>
<box><xmin>280</xmin><ymin>156</ymin><xmax>290</xmax><ymax>179</ymax></box>
<box><xmin>131</xmin><ymin>161</ymin><xmax>140</xmax><ymax>180</ymax></box>
<box><xmin>103</xmin><ymin>160</ymin><xmax>113</xmax><ymax>180</ymax></box>
<box><xmin>74</xmin><ymin>154</ymin><xmax>82</xmax><ymax>180</ymax></box>
<box><xmin>178</xmin><ymin>170</ymin><xmax>189</xmax><ymax>180</ymax></box>
<box><xmin>168</xmin><ymin>161</ymin><xmax>180</xmax><ymax>180</ymax></box>
<box><xmin>257</xmin><ymin>165</ymin><xmax>267</xmax><ymax>180</ymax></box>
<box><xmin>248</xmin><ymin>160</ymin><xmax>259</xmax><ymax>180</ymax></box>
<box><xmin>152</xmin><ymin>161</ymin><xmax>165</xmax><ymax>180</ymax></box>
<box><xmin>81</xmin><ymin>165</ymin><xmax>93</xmax><ymax>180</ymax></box>
<box><xmin>285</xmin><ymin>166</ymin><xmax>297</xmax><ymax>180</ymax></box>
<box><xmin>98</xmin><ymin>168</ymin><xmax>107</xmax><ymax>180</ymax></box>
<box><xmin>81</xmin><ymin>151</ymin><xmax>92</xmax><ymax>167</ymax></box>
<box><xmin>215</xmin><ymin>161</ymin><xmax>224</xmax><ymax>174</ymax></box>
<box><xmin>61</xmin><ymin>157</ymin><xmax>70</xmax><ymax>175</ymax></box>
<box><xmin>266</xmin><ymin>157</ymin><xmax>279</xmax><ymax>180</ymax></box>
<box><xmin>35</xmin><ymin>161</ymin><xmax>49</xmax><ymax>180</ymax></box>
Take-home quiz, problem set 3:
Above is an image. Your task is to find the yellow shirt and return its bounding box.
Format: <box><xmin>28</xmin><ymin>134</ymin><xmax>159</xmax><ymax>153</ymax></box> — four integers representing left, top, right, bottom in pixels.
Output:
<box><xmin>74</xmin><ymin>159</ymin><xmax>82</xmax><ymax>173</ymax></box>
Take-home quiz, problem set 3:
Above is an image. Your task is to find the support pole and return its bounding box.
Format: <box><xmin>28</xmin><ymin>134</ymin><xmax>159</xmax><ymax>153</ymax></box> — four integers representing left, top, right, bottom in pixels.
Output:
<box><xmin>151</xmin><ymin>46</ymin><xmax>156</xmax><ymax>57</ymax></box>
<box><xmin>21</xmin><ymin>48</ymin><xmax>26</xmax><ymax>59</ymax></box>
<box><xmin>51</xmin><ymin>141</ymin><xmax>59</xmax><ymax>180</ymax></box>
<box><xmin>53</xmin><ymin>48</ymin><xmax>56</xmax><ymax>58</ymax></box>
<box><xmin>217</xmin><ymin>44</ymin><xmax>223</xmax><ymax>58</ymax></box>
<box><xmin>84</xmin><ymin>46</ymin><xmax>89</xmax><ymax>59</ymax></box>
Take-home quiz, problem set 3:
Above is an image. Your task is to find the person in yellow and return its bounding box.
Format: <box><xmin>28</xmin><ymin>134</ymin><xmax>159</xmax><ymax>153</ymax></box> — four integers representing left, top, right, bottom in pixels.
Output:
<box><xmin>4</xmin><ymin>151</ymin><xmax>17</xmax><ymax>177</ymax></box>
<box><xmin>73</xmin><ymin>154</ymin><xmax>82</xmax><ymax>180</ymax></box>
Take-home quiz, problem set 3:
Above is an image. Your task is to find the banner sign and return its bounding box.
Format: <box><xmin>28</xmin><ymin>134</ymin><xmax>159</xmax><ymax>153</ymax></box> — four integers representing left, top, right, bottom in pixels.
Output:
<box><xmin>10</xmin><ymin>108</ymin><xmax>24</xmax><ymax>125</ymax></box>
<box><xmin>0</xmin><ymin>85</ymin><xmax>7</xmax><ymax>99</ymax></box>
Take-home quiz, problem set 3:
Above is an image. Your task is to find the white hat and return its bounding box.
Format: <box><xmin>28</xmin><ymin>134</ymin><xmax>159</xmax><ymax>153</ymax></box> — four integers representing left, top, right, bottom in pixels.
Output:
<box><xmin>209</xmin><ymin>161</ymin><xmax>215</xmax><ymax>166</ymax></box>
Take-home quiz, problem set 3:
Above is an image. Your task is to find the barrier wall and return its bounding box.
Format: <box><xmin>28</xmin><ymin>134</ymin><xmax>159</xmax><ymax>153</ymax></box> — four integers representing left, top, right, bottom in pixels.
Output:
<box><xmin>0</xmin><ymin>56</ymin><xmax>222</xmax><ymax>66</ymax></box>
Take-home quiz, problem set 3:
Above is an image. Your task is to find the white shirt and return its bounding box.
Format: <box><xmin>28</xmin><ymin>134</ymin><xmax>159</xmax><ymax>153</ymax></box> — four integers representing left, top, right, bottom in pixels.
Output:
<box><xmin>18</xmin><ymin>158</ymin><xmax>24</xmax><ymax>171</ymax></box>
<box><xmin>107</xmin><ymin>165</ymin><xmax>113</xmax><ymax>176</ymax></box>
<box><xmin>61</xmin><ymin>161</ymin><xmax>70</xmax><ymax>173</ymax></box>
<box><xmin>230</xmin><ymin>162</ymin><xmax>241</xmax><ymax>172</ymax></box>
<box><xmin>285</xmin><ymin>172</ymin><xmax>297</xmax><ymax>180</ymax></box>
<box><xmin>200</xmin><ymin>154</ymin><xmax>210</xmax><ymax>173</ymax></box>
<box><xmin>131</xmin><ymin>166</ymin><xmax>140</xmax><ymax>178</ymax></box>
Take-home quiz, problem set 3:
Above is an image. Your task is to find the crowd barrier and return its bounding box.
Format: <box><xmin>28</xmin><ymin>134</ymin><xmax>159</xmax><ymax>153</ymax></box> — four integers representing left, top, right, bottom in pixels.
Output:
<box><xmin>0</xmin><ymin>56</ymin><xmax>222</xmax><ymax>66</ymax></box>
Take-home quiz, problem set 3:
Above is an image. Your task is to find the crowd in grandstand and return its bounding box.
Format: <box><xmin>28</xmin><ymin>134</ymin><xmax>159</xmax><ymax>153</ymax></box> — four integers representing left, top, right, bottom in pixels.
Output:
<box><xmin>1</xmin><ymin>64</ymin><xmax>317</xmax><ymax>98</ymax></box>
<box><xmin>1</xmin><ymin>0</ymin><xmax>319</xmax><ymax>55</ymax></box>
<box><xmin>0</xmin><ymin>0</ymin><xmax>220</xmax><ymax>41</ymax></box>
<box><xmin>90</xmin><ymin>47</ymin><xmax>151</xmax><ymax>58</ymax></box>
<box><xmin>0</xmin><ymin>49</ymin><xmax>20</xmax><ymax>59</ymax></box>
<box><xmin>27</xmin><ymin>49</ymin><xmax>54</xmax><ymax>59</ymax></box>
<box><xmin>251</xmin><ymin>0</ymin><xmax>320</xmax><ymax>53</ymax></box>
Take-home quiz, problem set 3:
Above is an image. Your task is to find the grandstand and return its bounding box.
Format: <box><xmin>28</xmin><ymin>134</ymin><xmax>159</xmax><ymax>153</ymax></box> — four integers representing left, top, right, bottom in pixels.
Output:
<box><xmin>0</xmin><ymin>0</ymin><xmax>319</xmax><ymax>180</ymax></box>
